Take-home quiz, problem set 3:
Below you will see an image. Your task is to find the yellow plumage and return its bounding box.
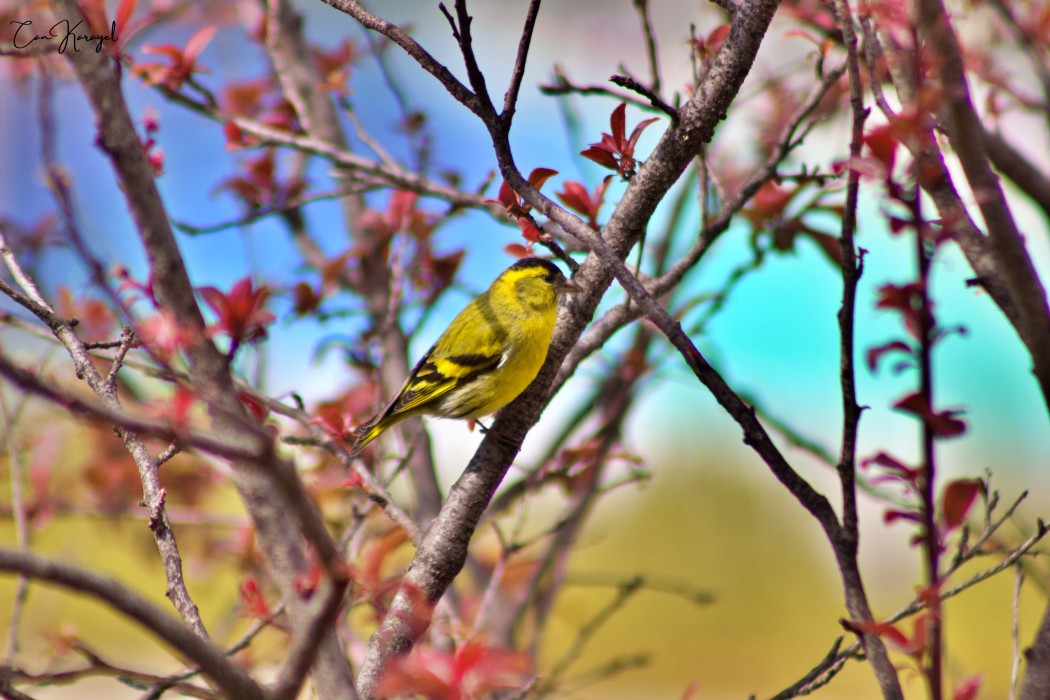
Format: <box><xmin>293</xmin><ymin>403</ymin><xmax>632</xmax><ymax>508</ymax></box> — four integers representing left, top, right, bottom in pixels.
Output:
<box><xmin>351</xmin><ymin>257</ymin><xmax>577</xmax><ymax>455</ymax></box>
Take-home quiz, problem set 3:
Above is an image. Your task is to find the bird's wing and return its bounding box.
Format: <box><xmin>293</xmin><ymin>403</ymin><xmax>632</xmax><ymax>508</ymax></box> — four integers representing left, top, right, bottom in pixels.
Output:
<box><xmin>384</xmin><ymin>299</ymin><xmax>506</xmax><ymax>419</ymax></box>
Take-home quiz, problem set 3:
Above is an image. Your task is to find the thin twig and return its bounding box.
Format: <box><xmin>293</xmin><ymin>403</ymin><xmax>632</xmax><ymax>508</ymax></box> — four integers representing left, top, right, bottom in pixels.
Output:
<box><xmin>768</xmin><ymin>637</ymin><xmax>854</xmax><ymax>700</ymax></box>
<box><xmin>500</xmin><ymin>0</ymin><xmax>543</xmax><ymax>128</ymax></box>
<box><xmin>632</xmin><ymin>0</ymin><xmax>662</xmax><ymax>93</ymax></box>
<box><xmin>541</xmin><ymin>577</ymin><xmax>643</xmax><ymax>689</ymax></box>
<box><xmin>0</xmin><ymin>353</ymin><xmax>264</xmax><ymax>461</ymax></box>
<box><xmin>610</xmin><ymin>74</ymin><xmax>677</xmax><ymax>120</ymax></box>
<box><xmin>827</xmin><ymin>1</ymin><xmax>900</xmax><ymax>696</ymax></box>
<box><xmin>539</xmin><ymin>73</ymin><xmax>657</xmax><ymax>113</ymax></box>
<box><xmin>1012</xmin><ymin>564</ymin><xmax>1025</xmax><ymax>700</ymax></box>
<box><xmin>1</xmin><ymin>391</ymin><xmax>33</xmax><ymax>663</ymax></box>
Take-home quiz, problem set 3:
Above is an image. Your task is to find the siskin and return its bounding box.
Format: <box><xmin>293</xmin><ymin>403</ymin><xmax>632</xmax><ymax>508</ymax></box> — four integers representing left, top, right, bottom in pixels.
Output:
<box><xmin>351</xmin><ymin>257</ymin><xmax>578</xmax><ymax>455</ymax></box>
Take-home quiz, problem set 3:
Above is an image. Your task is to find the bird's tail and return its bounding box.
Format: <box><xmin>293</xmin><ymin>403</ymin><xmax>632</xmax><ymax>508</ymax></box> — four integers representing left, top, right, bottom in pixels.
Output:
<box><xmin>348</xmin><ymin>416</ymin><xmax>393</xmax><ymax>457</ymax></box>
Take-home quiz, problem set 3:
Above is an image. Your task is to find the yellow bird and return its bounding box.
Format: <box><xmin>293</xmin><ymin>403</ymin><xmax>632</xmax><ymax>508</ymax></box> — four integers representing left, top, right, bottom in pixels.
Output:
<box><xmin>351</xmin><ymin>257</ymin><xmax>578</xmax><ymax>455</ymax></box>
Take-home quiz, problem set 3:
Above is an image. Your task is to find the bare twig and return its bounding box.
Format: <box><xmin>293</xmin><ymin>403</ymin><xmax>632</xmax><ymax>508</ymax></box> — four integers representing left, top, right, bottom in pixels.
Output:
<box><xmin>1</xmin><ymin>228</ymin><xmax>210</xmax><ymax>639</ymax></box>
<box><xmin>539</xmin><ymin>72</ymin><xmax>657</xmax><ymax>113</ymax></box>
<box><xmin>767</xmin><ymin>637</ymin><xmax>854</xmax><ymax>700</ymax></box>
<box><xmin>786</xmin><ymin>511</ymin><xmax>1047</xmax><ymax>699</ymax></box>
<box><xmin>158</xmin><ymin>86</ymin><xmax>490</xmax><ymax>210</ymax></box>
<box><xmin>0</xmin><ymin>353</ymin><xmax>264</xmax><ymax>461</ymax></box>
<box><xmin>827</xmin><ymin>0</ymin><xmax>901</xmax><ymax>696</ymax></box>
<box><xmin>554</xmin><ymin>62</ymin><xmax>848</xmax><ymax>395</ymax></box>
<box><xmin>501</xmin><ymin>0</ymin><xmax>543</xmax><ymax>128</ymax></box>
<box><xmin>540</xmin><ymin>577</ymin><xmax>643</xmax><ymax>690</ymax></box>
<box><xmin>632</xmin><ymin>0</ymin><xmax>662</xmax><ymax>93</ymax></box>
<box><xmin>1012</xmin><ymin>564</ymin><xmax>1025</xmax><ymax>700</ymax></box>
<box><xmin>139</xmin><ymin>601</ymin><xmax>290</xmax><ymax>699</ymax></box>
<box><xmin>610</xmin><ymin>73</ymin><xmax>678</xmax><ymax>120</ymax></box>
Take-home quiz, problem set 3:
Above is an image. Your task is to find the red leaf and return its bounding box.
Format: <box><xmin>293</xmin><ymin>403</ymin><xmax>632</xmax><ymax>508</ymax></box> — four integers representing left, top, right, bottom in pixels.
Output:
<box><xmin>504</xmin><ymin>243</ymin><xmax>531</xmax><ymax>258</ymax></box>
<box><xmin>556</xmin><ymin>181</ymin><xmax>593</xmax><ymax>216</ymax></box>
<box><xmin>222</xmin><ymin>79</ymin><xmax>269</xmax><ymax>116</ymax></box>
<box><xmin>526</xmin><ymin>167</ymin><xmax>559</xmax><ymax>191</ymax></box>
<box><xmin>866</xmin><ymin>340</ymin><xmax>914</xmax><ymax>373</ymax></box>
<box><xmin>802</xmin><ymin>230</ymin><xmax>843</xmax><ymax>265</ymax></box>
<box><xmin>582</xmin><ymin>103</ymin><xmax>659</xmax><ymax>178</ymax></box>
<box><xmin>238</xmin><ymin>391</ymin><xmax>269</xmax><ymax>422</ymax></box>
<box><xmin>609</xmin><ymin>102</ymin><xmax>627</xmax><ymax>147</ymax></box>
<box><xmin>386</xmin><ymin>190</ymin><xmax>417</xmax><ymax>233</ymax></box>
<box><xmin>680</xmin><ymin>681</ymin><xmax>701</xmax><ymax>700</ymax></box>
<box><xmin>218</xmin><ymin>150</ymin><xmax>307</xmax><ymax>209</ymax></box>
<box><xmin>486</xmin><ymin>169</ymin><xmax>558</xmax><ymax>219</ymax></box>
<box><xmin>627</xmin><ymin>117</ymin><xmax>659</xmax><ymax>152</ymax></box>
<box><xmin>170</xmin><ymin>384</ymin><xmax>196</xmax><ymax>431</ymax></box>
<box><xmin>198</xmin><ymin>276</ymin><xmax>276</xmax><ymax>349</ymax></box>
<box><xmin>862</xmin><ymin>450</ymin><xmax>922</xmax><ymax>485</ymax></box>
<box><xmin>845</xmin><ymin>619</ymin><xmax>912</xmax><ymax>651</ymax></box>
<box><xmin>183</xmin><ymin>25</ymin><xmax>216</xmax><ymax>63</ymax></box>
<box><xmin>743</xmin><ymin>182</ymin><xmax>795</xmax><ymax>228</ymax></box>
<box><xmin>137</xmin><ymin>309</ymin><xmax>197</xmax><ymax>361</ymax></box>
<box><xmin>114</xmin><ymin>267</ymin><xmax>157</xmax><ymax>306</ymax></box>
<box><xmin>377</xmin><ymin>641</ymin><xmax>530</xmax><ymax>699</ymax></box>
<box><xmin>115</xmin><ymin>0</ymin><xmax>137</xmax><ymax>38</ymax></box>
<box><xmin>580</xmin><ymin>145</ymin><xmax>620</xmax><ymax>171</ymax></box>
<box><xmin>57</xmin><ymin>288</ymin><xmax>116</xmax><ymax>343</ymax></box>
<box><xmin>707</xmin><ymin>23</ymin><xmax>731</xmax><ymax>46</ymax></box>
<box><xmin>294</xmin><ymin>563</ymin><xmax>323</xmax><ymax>598</ymax></box>
<box><xmin>941</xmin><ymin>479</ymin><xmax>983</xmax><ymax>530</ymax></box>
<box><xmin>133</xmin><ymin>25</ymin><xmax>215</xmax><ymax>90</ymax></box>
<box><xmin>893</xmin><ymin>392</ymin><xmax>968</xmax><ymax>439</ymax></box>
<box><xmin>846</xmin><ymin>616</ymin><xmax>927</xmax><ymax>657</ymax></box>
<box><xmin>239</xmin><ymin>578</ymin><xmax>270</xmax><ymax>619</ymax></box>
<box><xmin>488</xmin><ymin>180</ymin><xmax>518</xmax><ymax>210</ymax></box>
<box><xmin>292</xmin><ymin>281</ymin><xmax>322</xmax><ymax>315</ymax></box>
<box><xmin>415</xmin><ymin>249</ymin><xmax>465</xmax><ymax>301</ymax></box>
<box><xmin>875</xmin><ymin>282</ymin><xmax>927</xmax><ymax>339</ymax></box>
<box><xmin>517</xmin><ymin>217</ymin><xmax>543</xmax><ymax>243</ymax></box>
<box><xmin>556</xmin><ymin>176</ymin><xmax>611</xmax><ymax>227</ymax></box>
<box><xmin>884</xmin><ymin>509</ymin><xmax>922</xmax><ymax>526</ymax></box>
<box><xmin>341</xmin><ymin>473</ymin><xmax>364</xmax><ymax>490</ymax></box>
<box><xmin>864</xmin><ymin>123</ymin><xmax>899</xmax><ymax>176</ymax></box>
<box><xmin>953</xmin><ymin>674</ymin><xmax>982</xmax><ymax>700</ymax></box>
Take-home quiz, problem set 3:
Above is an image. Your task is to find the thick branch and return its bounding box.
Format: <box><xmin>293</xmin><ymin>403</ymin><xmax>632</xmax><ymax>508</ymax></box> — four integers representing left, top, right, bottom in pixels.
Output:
<box><xmin>981</xmin><ymin>128</ymin><xmax>1050</xmax><ymax>223</ymax></box>
<box><xmin>918</xmin><ymin>0</ymin><xmax>1050</xmax><ymax>416</ymax></box>
<box><xmin>0</xmin><ymin>549</ymin><xmax>263</xmax><ymax>699</ymax></box>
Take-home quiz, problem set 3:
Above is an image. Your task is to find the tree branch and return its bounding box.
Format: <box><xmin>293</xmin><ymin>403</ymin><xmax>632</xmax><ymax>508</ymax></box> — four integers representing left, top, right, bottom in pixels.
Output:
<box><xmin>917</xmin><ymin>0</ymin><xmax>1050</xmax><ymax>416</ymax></box>
<box><xmin>827</xmin><ymin>0</ymin><xmax>902</xmax><ymax>696</ymax></box>
<box><xmin>333</xmin><ymin>1</ymin><xmax>794</xmax><ymax>694</ymax></box>
<box><xmin>0</xmin><ymin>549</ymin><xmax>263</xmax><ymax>699</ymax></box>
<box><xmin>50</xmin><ymin>3</ymin><xmax>351</xmax><ymax>697</ymax></box>
<box><xmin>0</xmin><ymin>225</ymin><xmax>209</xmax><ymax>640</ymax></box>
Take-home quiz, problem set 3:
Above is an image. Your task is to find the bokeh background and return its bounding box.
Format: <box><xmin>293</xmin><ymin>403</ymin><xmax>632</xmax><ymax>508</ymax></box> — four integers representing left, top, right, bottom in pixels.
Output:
<box><xmin>1</xmin><ymin>0</ymin><xmax>1049</xmax><ymax>697</ymax></box>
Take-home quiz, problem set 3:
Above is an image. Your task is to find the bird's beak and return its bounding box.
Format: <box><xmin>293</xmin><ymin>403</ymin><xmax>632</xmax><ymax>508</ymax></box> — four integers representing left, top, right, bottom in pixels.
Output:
<box><xmin>557</xmin><ymin>278</ymin><xmax>581</xmax><ymax>296</ymax></box>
